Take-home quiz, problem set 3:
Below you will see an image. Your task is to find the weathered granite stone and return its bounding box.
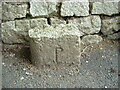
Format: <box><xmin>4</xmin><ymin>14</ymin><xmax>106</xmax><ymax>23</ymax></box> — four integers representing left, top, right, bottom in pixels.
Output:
<box><xmin>2</xmin><ymin>2</ymin><xmax>28</xmax><ymax>20</ymax></box>
<box><xmin>15</xmin><ymin>20</ymin><xmax>30</xmax><ymax>32</ymax></box>
<box><xmin>82</xmin><ymin>35</ymin><xmax>103</xmax><ymax>45</ymax></box>
<box><xmin>107</xmin><ymin>32</ymin><xmax>120</xmax><ymax>40</ymax></box>
<box><xmin>2</xmin><ymin>18</ymin><xmax>48</xmax><ymax>43</ymax></box>
<box><xmin>50</xmin><ymin>17</ymin><xmax>66</xmax><ymax>26</ymax></box>
<box><xmin>2</xmin><ymin>21</ymin><xmax>27</xmax><ymax>43</ymax></box>
<box><xmin>30</xmin><ymin>18</ymin><xmax>48</xmax><ymax>28</ymax></box>
<box><xmin>101</xmin><ymin>16</ymin><xmax>120</xmax><ymax>35</ymax></box>
<box><xmin>92</xmin><ymin>2</ymin><xmax>119</xmax><ymax>15</ymax></box>
<box><xmin>48</xmin><ymin>2</ymin><xmax>58</xmax><ymax>16</ymax></box>
<box><xmin>68</xmin><ymin>16</ymin><xmax>101</xmax><ymax>34</ymax></box>
<box><xmin>61</xmin><ymin>1</ymin><xmax>89</xmax><ymax>16</ymax></box>
<box><xmin>30</xmin><ymin>1</ymin><xmax>57</xmax><ymax>17</ymax></box>
<box><xmin>29</xmin><ymin>24</ymin><xmax>84</xmax><ymax>38</ymax></box>
<box><xmin>15</xmin><ymin>20</ymin><xmax>31</xmax><ymax>41</ymax></box>
<box><xmin>29</xmin><ymin>24</ymin><xmax>81</xmax><ymax>68</ymax></box>
<box><xmin>0</xmin><ymin>2</ymin><xmax>2</xmax><ymax>22</ymax></box>
<box><xmin>89</xmin><ymin>0</ymin><xmax>120</xmax><ymax>1</ymax></box>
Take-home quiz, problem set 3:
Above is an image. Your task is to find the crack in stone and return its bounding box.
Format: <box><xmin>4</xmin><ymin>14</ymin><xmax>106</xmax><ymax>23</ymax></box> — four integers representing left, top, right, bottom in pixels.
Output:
<box><xmin>47</xmin><ymin>18</ymin><xmax>51</xmax><ymax>25</ymax></box>
<box><xmin>89</xmin><ymin>2</ymin><xmax>93</xmax><ymax>14</ymax></box>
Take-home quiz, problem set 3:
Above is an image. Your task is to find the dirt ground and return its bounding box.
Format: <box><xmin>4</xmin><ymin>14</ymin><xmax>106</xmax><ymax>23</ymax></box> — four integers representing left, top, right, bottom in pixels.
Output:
<box><xmin>2</xmin><ymin>38</ymin><xmax>120</xmax><ymax>88</ymax></box>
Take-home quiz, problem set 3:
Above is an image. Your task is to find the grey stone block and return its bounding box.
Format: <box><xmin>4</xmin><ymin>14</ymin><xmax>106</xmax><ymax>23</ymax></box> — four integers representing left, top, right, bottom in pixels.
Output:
<box><xmin>107</xmin><ymin>32</ymin><xmax>120</xmax><ymax>40</ymax></box>
<box><xmin>30</xmin><ymin>18</ymin><xmax>48</xmax><ymax>28</ymax></box>
<box><xmin>2</xmin><ymin>2</ymin><xmax>28</xmax><ymax>20</ymax></box>
<box><xmin>82</xmin><ymin>35</ymin><xmax>103</xmax><ymax>45</ymax></box>
<box><xmin>2</xmin><ymin>21</ymin><xmax>27</xmax><ymax>43</ymax></box>
<box><xmin>2</xmin><ymin>18</ymin><xmax>48</xmax><ymax>44</ymax></box>
<box><xmin>50</xmin><ymin>17</ymin><xmax>66</xmax><ymax>26</ymax></box>
<box><xmin>68</xmin><ymin>16</ymin><xmax>101</xmax><ymax>34</ymax></box>
<box><xmin>61</xmin><ymin>1</ymin><xmax>89</xmax><ymax>16</ymax></box>
<box><xmin>29</xmin><ymin>24</ymin><xmax>81</xmax><ymax>68</ymax></box>
<box><xmin>2</xmin><ymin>20</ymin><xmax>30</xmax><ymax>44</ymax></box>
<box><xmin>92</xmin><ymin>2</ymin><xmax>119</xmax><ymax>15</ymax></box>
<box><xmin>101</xmin><ymin>16</ymin><xmax>120</xmax><ymax>35</ymax></box>
<box><xmin>30</xmin><ymin>1</ymin><xmax>57</xmax><ymax>17</ymax></box>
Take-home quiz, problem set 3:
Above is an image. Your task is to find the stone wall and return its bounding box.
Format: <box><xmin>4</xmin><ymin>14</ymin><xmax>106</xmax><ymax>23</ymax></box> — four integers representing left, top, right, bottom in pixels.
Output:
<box><xmin>1</xmin><ymin>1</ymin><xmax>120</xmax><ymax>68</ymax></box>
<box><xmin>1</xmin><ymin>1</ymin><xmax>120</xmax><ymax>45</ymax></box>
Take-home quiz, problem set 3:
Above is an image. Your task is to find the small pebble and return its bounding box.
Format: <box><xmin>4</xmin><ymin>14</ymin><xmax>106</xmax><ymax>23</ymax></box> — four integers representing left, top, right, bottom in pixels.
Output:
<box><xmin>25</xmin><ymin>72</ymin><xmax>33</xmax><ymax>75</ymax></box>
<box><xmin>48</xmin><ymin>75</ymin><xmax>51</xmax><ymax>78</ymax></box>
<box><xmin>26</xmin><ymin>72</ymin><xmax>29</xmax><ymax>75</ymax></box>
<box><xmin>10</xmin><ymin>53</ymin><xmax>15</xmax><ymax>57</ymax></box>
<box><xmin>102</xmin><ymin>56</ymin><xmax>105</xmax><ymax>58</ymax></box>
<box><xmin>2</xmin><ymin>63</ymin><xmax>6</xmax><ymax>66</ymax></box>
<box><xmin>59</xmin><ymin>75</ymin><xmax>62</xmax><ymax>77</ymax></box>
<box><xmin>23</xmin><ymin>68</ymin><xmax>26</xmax><ymax>71</ymax></box>
<box><xmin>68</xmin><ymin>72</ymin><xmax>73</xmax><ymax>76</ymax></box>
<box><xmin>2</xmin><ymin>63</ymin><xmax>5</xmax><ymax>65</ymax></box>
<box><xmin>86</xmin><ymin>61</ymin><xmax>89</xmax><ymax>63</ymax></box>
<box><xmin>105</xmin><ymin>86</ymin><xmax>107</xmax><ymax>88</ymax></box>
<box><xmin>20</xmin><ymin>77</ymin><xmax>24</xmax><ymax>80</ymax></box>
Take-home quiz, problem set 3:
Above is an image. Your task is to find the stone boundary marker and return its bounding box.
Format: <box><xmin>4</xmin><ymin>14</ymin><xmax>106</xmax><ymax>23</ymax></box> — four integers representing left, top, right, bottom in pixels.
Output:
<box><xmin>29</xmin><ymin>24</ymin><xmax>81</xmax><ymax>68</ymax></box>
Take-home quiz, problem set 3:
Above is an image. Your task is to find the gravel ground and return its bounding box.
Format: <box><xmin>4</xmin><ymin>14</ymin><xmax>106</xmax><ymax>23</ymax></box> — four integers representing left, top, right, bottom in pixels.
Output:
<box><xmin>2</xmin><ymin>39</ymin><xmax>120</xmax><ymax>88</ymax></box>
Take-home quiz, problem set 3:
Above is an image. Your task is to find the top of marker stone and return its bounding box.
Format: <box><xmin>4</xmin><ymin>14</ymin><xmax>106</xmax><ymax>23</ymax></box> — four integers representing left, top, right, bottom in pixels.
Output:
<box><xmin>29</xmin><ymin>24</ymin><xmax>83</xmax><ymax>38</ymax></box>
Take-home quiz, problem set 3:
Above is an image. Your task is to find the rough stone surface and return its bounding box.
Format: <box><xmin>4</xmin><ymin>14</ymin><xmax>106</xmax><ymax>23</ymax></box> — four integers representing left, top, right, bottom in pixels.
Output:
<box><xmin>92</xmin><ymin>2</ymin><xmax>119</xmax><ymax>15</ymax></box>
<box><xmin>61</xmin><ymin>1</ymin><xmax>89</xmax><ymax>16</ymax></box>
<box><xmin>0</xmin><ymin>2</ymin><xmax>1</xmax><ymax>42</ymax></box>
<box><xmin>15</xmin><ymin>19</ymin><xmax>30</xmax><ymax>32</ymax></box>
<box><xmin>2</xmin><ymin>18</ymin><xmax>48</xmax><ymax>43</ymax></box>
<box><xmin>2</xmin><ymin>21</ymin><xmax>27</xmax><ymax>43</ymax></box>
<box><xmin>30</xmin><ymin>1</ymin><xmax>57</xmax><ymax>17</ymax></box>
<box><xmin>29</xmin><ymin>24</ymin><xmax>81</xmax><ymax>68</ymax></box>
<box><xmin>101</xmin><ymin>16</ymin><xmax>120</xmax><ymax>35</ymax></box>
<box><xmin>107</xmin><ymin>32</ymin><xmax>120</xmax><ymax>40</ymax></box>
<box><xmin>82</xmin><ymin>35</ymin><xmax>103</xmax><ymax>45</ymax></box>
<box><xmin>29</xmin><ymin>24</ymin><xmax>83</xmax><ymax>38</ymax></box>
<box><xmin>30</xmin><ymin>18</ymin><xmax>48</xmax><ymax>28</ymax></box>
<box><xmin>68</xmin><ymin>16</ymin><xmax>101</xmax><ymax>34</ymax></box>
<box><xmin>50</xmin><ymin>17</ymin><xmax>66</xmax><ymax>26</ymax></box>
<box><xmin>2</xmin><ymin>2</ymin><xmax>28</xmax><ymax>20</ymax></box>
<box><xmin>15</xmin><ymin>20</ymin><xmax>31</xmax><ymax>41</ymax></box>
<box><xmin>0</xmin><ymin>2</ymin><xmax>2</xmax><ymax>22</ymax></box>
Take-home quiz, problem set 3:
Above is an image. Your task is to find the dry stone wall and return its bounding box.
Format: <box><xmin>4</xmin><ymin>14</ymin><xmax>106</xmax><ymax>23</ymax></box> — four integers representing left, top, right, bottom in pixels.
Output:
<box><xmin>2</xmin><ymin>1</ymin><xmax>120</xmax><ymax>45</ymax></box>
<box><xmin>1</xmin><ymin>1</ymin><xmax>120</xmax><ymax>68</ymax></box>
